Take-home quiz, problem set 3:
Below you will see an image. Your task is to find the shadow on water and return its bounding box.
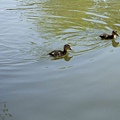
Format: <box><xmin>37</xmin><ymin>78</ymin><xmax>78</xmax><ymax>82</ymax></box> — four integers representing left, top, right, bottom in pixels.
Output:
<box><xmin>0</xmin><ymin>102</ymin><xmax>13</xmax><ymax>120</ymax></box>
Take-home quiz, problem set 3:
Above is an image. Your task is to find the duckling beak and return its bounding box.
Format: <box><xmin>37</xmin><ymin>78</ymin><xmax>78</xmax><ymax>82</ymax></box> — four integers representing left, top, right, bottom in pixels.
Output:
<box><xmin>69</xmin><ymin>48</ymin><xmax>72</xmax><ymax>50</ymax></box>
<box><xmin>115</xmin><ymin>32</ymin><xmax>119</xmax><ymax>37</ymax></box>
<box><xmin>117</xmin><ymin>34</ymin><xmax>119</xmax><ymax>37</ymax></box>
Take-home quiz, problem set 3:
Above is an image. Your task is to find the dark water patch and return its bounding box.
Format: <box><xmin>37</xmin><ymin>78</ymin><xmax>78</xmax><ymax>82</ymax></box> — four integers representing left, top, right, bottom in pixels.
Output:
<box><xmin>0</xmin><ymin>102</ymin><xmax>13</xmax><ymax>120</ymax></box>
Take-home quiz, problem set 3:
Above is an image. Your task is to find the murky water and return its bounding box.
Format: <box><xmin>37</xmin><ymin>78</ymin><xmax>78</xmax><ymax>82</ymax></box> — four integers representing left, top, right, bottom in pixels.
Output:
<box><xmin>1</xmin><ymin>0</ymin><xmax>120</xmax><ymax>120</ymax></box>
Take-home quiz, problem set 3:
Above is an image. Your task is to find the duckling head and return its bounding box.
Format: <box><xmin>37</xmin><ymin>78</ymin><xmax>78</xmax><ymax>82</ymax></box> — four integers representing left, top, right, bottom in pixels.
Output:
<box><xmin>112</xmin><ymin>30</ymin><xmax>119</xmax><ymax>38</ymax></box>
<box><xmin>64</xmin><ymin>44</ymin><xmax>72</xmax><ymax>51</ymax></box>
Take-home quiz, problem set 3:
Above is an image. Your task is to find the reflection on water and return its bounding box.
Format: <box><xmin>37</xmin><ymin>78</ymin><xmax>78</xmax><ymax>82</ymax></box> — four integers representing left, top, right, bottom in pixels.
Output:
<box><xmin>51</xmin><ymin>54</ymin><xmax>73</xmax><ymax>61</ymax></box>
<box><xmin>2</xmin><ymin>0</ymin><xmax>120</xmax><ymax>61</ymax></box>
<box><xmin>0</xmin><ymin>102</ymin><xmax>12</xmax><ymax>120</ymax></box>
<box><xmin>112</xmin><ymin>39</ymin><xmax>119</xmax><ymax>47</ymax></box>
<box><xmin>17</xmin><ymin>0</ymin><xmax>120</xmax><ymax>60</ymax></box>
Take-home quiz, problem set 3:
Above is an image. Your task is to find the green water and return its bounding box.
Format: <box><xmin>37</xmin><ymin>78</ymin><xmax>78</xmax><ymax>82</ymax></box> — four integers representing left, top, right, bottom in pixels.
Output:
<box><xmin>0</xmin><ymin>0</ymin><xmax>120</xmax><ymax>120</ymax></box>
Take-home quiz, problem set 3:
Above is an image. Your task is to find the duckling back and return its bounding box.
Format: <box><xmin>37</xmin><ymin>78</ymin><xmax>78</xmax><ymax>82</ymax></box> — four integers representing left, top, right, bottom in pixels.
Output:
<box><xmin>48</xmin><ymin>50</ymin><xmax>66</xmax><ymax>57</ymax></box>
<box><xmin>99</xmin><ymin>34</ymin><xmax>109</xmax><ymax>39</ymax></box>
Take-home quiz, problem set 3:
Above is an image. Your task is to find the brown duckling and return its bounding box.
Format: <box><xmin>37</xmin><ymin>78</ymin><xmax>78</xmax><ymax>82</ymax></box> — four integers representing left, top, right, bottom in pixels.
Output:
<box><xmin>99</xmin><ymin>30</ymin><xmax>119</xmax><ymax>39</ymax></box>
<box><xmin>48</xmin><ymin>44</ymin><xmax>72</xmax><ymax>57</ymax></box>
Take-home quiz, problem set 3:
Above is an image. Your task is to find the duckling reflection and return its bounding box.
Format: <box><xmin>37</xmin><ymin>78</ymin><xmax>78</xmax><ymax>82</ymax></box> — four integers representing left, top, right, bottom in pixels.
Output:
<box><xmin>112</xmin><ymin>39</ymin><xmax>119</xmax><ymax>47</ymax></box>
<box><xmin>51</xmin><ymin>53</ymin><xmax>73</xmax><ymax>61</ymax></box>
<box><xmin>99</xmin><ymin>30</ymin><xmax>119</xmax><ymax>39</ymax></box>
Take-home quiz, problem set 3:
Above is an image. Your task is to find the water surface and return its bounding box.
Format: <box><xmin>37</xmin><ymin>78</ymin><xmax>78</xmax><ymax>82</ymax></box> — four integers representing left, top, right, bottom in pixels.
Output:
<box><xmin>0</xmin><ymin>0</ymin><xmax>120</xmax><ymax>120</ymax></box>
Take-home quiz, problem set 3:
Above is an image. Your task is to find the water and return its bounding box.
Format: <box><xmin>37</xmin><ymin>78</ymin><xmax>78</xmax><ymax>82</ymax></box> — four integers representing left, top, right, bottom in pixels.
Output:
<box><xmin>0</xmin><ymin>0</ymin><xmax>120</xmax><ymax>120</ymax></box>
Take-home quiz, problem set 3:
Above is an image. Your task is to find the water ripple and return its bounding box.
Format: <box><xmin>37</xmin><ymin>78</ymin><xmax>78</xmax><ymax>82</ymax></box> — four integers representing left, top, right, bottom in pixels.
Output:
<box><xmin>86</xmin><ymin>12</ymin><xmax>109</xmax><ymax>19</ymax></box>
<box><xmin>82</xmin><ymin>18</ymin><xmax>107</xmax><ymax>24</ymax></box>
<box><xmin>2</xmin><ymin>0</ymin><xmax>120</xmax><ymax>62</ymax></box>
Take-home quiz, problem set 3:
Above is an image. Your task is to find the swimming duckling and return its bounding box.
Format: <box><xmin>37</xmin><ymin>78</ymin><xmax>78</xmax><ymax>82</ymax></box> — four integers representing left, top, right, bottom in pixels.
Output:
<box><xmin>99</xmin><ymin>30</ymin><xmax>119</xmax><ymax>39</ymax></box>
<box><xmin>48</xmin><ymin>44</ymin><xmax>72</xmax><ymax>57</ymax></box>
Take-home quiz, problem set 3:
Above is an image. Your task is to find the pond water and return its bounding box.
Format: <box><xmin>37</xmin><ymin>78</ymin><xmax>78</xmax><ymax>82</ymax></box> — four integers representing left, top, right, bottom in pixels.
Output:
<box><xmin>0</xmin><ymin>0</ymin><xmax>120</xmax><ymax>120</ymax></box>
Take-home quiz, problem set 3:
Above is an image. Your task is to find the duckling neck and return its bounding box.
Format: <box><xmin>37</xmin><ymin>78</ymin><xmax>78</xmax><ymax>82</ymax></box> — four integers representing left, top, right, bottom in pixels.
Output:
<box><xmin>113</xmin><ymin>35</ymin><xmax>117</xmax><ymax>39</ymax></box>
<box><xmin>63</xmin><ymin>49</ymin><xmax>67</xmax><ymax>54</ymax></box>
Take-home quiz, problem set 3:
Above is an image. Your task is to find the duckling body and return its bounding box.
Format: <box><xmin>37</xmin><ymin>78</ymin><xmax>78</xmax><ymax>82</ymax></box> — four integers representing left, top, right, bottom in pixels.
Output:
<box><xmin>48</xmin><ymin>44</ymin><xmax>72</xmax><ymax>57</ymax></box>
<box><xmin>99</xmin><ymin>30</ymin><xmax>119</xmax><ymax>39</ymax></box>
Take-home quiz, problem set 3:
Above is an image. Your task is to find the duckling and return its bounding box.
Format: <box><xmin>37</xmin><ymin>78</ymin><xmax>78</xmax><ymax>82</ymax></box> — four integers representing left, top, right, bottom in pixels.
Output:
<box><xmin>99</xmin><ymin>30</ymin><xmax>119</xmax><ymax>39</ymax></box>
<box><xmin>48</xmin><ymin>44</ymin><xmax>72</xmax><ymax>57</ymax></box>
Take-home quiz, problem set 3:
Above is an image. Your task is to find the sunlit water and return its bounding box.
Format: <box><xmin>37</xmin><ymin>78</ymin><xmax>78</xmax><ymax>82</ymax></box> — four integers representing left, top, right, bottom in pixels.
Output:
<box><xmin>1</xmin><ymin>0</ymin><xmax>120</xmax><ymax>120</ymax></box>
